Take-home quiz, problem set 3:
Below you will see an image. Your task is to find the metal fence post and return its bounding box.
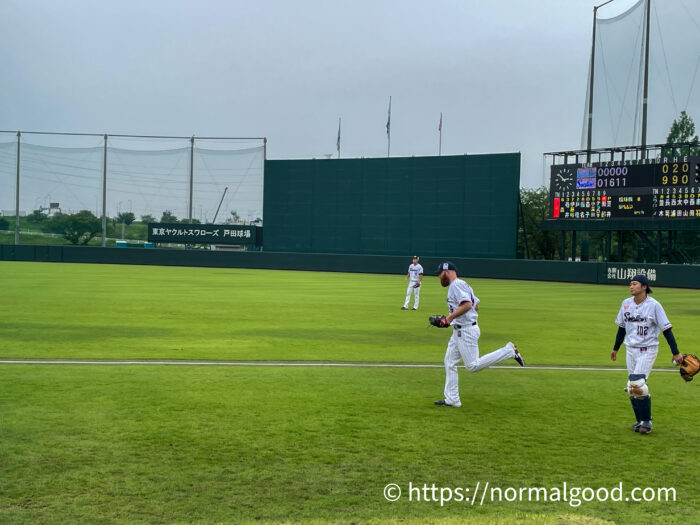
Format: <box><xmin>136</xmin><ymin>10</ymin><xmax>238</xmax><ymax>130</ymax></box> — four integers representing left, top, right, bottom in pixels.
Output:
<box><xmin>14</xmin><ymin>131</ymin><xmax>20</xmax><ymax>245</ymax></box>
<box><xmin>102</xmin><ymin>134</ymin><xmax>108</xmax><ymax>246</ymax></box>
<box><xmin>189</xmin><ymin>135</ymin><xmax>194</xmax><ymax>223</ymax></box>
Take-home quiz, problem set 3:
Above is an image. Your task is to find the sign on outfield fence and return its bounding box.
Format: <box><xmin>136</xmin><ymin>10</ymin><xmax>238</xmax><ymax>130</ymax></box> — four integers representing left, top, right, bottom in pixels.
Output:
<box><xmin>604</xmin><ymin>264</ymin><xmax>658</xmax><ymax>284</ymax></box>
<box><xmin>148</xmin><ymin>223</ymin><xmax>261</xmax><ymax>245</ymax></box>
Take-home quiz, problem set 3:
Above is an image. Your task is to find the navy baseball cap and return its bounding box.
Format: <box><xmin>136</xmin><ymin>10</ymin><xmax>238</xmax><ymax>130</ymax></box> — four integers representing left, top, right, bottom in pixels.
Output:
<box><xmin>436</xmin><ymin>261</ymin><xmax>457</xmax><ymax>274</ymax></box>
<box><xmin>631</xmin><ymin>274</ymin><xmax>652</xmax><ymax>294</ymax></box>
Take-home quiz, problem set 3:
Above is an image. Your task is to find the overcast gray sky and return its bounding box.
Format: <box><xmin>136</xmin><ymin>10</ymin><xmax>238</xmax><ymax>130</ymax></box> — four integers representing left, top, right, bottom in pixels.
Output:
<box><xmin>0</xmin><ymin>0</ymin><xmax>647</xmax><ymax>188</ymax></box>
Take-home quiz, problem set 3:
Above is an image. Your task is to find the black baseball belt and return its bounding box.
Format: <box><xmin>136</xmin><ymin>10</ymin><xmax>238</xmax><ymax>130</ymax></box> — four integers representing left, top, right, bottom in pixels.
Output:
<box><xmin>453</xmin><ymin>322</ymin><xmax>477</xmax><ymax>329</ymax></box>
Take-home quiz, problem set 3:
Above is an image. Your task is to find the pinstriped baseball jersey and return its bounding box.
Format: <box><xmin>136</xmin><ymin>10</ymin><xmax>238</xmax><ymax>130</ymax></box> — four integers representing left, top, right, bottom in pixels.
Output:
<box><xmin>446</xmin><ymin>278</ymin><xmax>479</xmax><ymax>326</ymax></box>
<box><xmin>615</xmin><ymin>296</ymin><xmax>672</xmax><ymax>348</ymax></box>
<box><xmin>407</xmin><ymin>263</ymin><xmax>423</xmax><ymax>282</ymax></box>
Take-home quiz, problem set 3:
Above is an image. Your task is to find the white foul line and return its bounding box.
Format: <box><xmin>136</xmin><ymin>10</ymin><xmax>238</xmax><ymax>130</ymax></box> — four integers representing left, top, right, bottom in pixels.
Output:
<box><xmin>0</xmin><ymin>358</ymin><xmax>680</xmax><ymax>373</ymax></box>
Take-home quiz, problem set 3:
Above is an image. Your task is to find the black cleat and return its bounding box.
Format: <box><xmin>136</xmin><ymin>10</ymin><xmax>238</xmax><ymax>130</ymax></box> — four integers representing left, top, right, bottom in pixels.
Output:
<box><xmin>509</xmin><ymin>342</ymin><xmax>524</xmax><ymax>367</ymax></box>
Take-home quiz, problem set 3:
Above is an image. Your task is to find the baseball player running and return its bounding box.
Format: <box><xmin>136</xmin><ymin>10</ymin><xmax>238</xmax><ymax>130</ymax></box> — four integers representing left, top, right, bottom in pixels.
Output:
<box><xmin>434</xmin><ymin>262</ymin><xmax>524</xmax><ymax>408</ymax></box>
<box><xmin>611</xmin><ymin>274</ymin><xmax>682</xmax><ymax>435</ymax></box>
<box><xmin>402</xmin><ymin>256</ymin><xmax>423</xmax><ymax>310</ymax></box>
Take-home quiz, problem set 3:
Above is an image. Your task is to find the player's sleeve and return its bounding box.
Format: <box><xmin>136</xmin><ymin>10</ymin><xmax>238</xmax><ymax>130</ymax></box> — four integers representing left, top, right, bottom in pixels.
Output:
<box><xmin>454</xmin><ymin>281</ymin><xmax>473</xmax><ymax>305</ymax></box>
<box><xmin>418</xmin><ymin>265</ymin><xmax>423</xmax><ymax>275</ymax></box>
<box><xmin>653</xmin><ymin>301</ymin><xmax>672</xmax><ymax>331</ymax></box>
<box><xmin>613</xmin><ymin>326</ymin><xmax>626</xmax><ymax>351</ymax></box>
<box><xmin>662</xmin><ymin>328</ymin><xmax>680</xmax><ymax>355</ymax></box>
<box><xmin>614</xmin><ymin>302</ymin><xmax>625</xmax><ymax>328</ymax></box>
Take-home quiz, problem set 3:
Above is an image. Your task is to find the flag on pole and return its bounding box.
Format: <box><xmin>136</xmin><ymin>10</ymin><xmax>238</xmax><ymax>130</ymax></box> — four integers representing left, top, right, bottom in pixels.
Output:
<box><xmin>386</xmin><ymin>97</ymin><xmax>391</xmax><ymax>135</ymax></box>
<box><xmin>438</xmin><ymin>112</ymin><xmax>442</xmax><ymax>132</ymax></box>
<box><xmin>336</xmin><ymin>117</ymin><xmax>341</xmax><ymax>157</ymax></box>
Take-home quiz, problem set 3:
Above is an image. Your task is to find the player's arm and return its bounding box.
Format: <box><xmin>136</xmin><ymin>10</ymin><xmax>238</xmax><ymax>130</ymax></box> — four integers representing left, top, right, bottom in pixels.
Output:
<box><xmin>417</xmin><ymin>272</ymin><xmax>423</xmax><ymax>284</ymax></box>
<box><xmin>446</xmin><ymin>300</ymin><xmax>472</xmax><ymax>324</ymax></box>
<box><xmin>611</xmin><ymin>303</ymin><xmax>627</xmax><ymax>361</ymax></box>
<box><xmin>610</xmin><ymin>326</ymin><xmax>626</xmax><ymax>361</ymax></box>
<box><xmin>662</xmin><ymin>328</ymin><xmax>683</xmax><ymax>365</ymax></box>
<box><xmin>654</xmin><ymin>302</ymin><xmax>682</xmax><ymax>364</ymax></box>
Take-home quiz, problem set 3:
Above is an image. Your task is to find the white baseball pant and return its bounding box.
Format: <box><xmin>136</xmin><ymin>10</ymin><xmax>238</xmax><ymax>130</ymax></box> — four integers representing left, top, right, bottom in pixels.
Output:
<box><xmin>625</xmin><ymin>345</ymin><xmax>658</xmax><ymax>379</ymax></box>
<box><xmin>443</xmin><ymin>325</ymin><xmax>515</xmax><ymax>407</ymax></box>
<box><xmin>404</xmin><ymin>282</ymin><xmax>420</xmax><ymax>308</ymax></box>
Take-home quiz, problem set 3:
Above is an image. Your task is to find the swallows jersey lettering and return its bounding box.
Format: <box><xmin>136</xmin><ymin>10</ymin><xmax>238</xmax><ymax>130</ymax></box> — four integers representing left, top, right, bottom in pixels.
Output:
<box><xmin>623</xmin><ymin>312</ymin><xmax>648</xmax><ymax>323</ymax></box>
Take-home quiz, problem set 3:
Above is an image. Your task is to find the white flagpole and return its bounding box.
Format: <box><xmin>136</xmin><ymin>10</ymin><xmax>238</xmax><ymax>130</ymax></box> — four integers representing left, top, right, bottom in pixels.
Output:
<box><xmin>337</xmin><ymin>117</ymin><xmax>341</xmax><ymax>159</ymax></box>
<box><xmin>438</xmin><ymin>112</ymin><xmax>443</xmax><ymax>156</ymax></box>
<box><xmin>386</xmin><ymin>96</ymin><xmax>391</xmax><ymax>157</ymax></box>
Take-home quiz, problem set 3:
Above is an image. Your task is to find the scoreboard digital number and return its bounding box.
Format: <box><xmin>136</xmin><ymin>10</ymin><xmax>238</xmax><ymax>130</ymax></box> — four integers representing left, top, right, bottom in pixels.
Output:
<box><xmin>550</xmin><ymin>157</ymin><xmax>700</xmax><ymax>220</ymax></box>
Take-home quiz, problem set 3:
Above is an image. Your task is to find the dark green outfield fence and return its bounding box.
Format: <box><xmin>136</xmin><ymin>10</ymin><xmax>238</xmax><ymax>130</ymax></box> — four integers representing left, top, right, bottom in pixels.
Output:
<box><xmin>2</xmin><ymin>244</ymin><xmax>699</xmax><ymax>289</ymax></box>
<box><xmin>263</xmin><ymin>153</ymin><xmax>520</xmax><ymax>258</ymax></box>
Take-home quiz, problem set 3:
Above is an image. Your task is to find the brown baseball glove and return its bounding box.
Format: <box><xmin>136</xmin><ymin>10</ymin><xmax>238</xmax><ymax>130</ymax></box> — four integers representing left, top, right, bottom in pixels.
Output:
<box><xmin>679</xmin><ymin>353</ymin><xmax>700</xmax><ymax>382</ymax></box>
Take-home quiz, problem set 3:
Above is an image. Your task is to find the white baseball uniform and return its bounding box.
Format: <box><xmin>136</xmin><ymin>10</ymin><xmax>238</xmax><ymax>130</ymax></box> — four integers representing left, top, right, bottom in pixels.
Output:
<box><xmin>403</xmin><ymin>263</ymin><xmax>424</xmax><ymax>309</ymax></box>
<box><xmin>443</xmin><ymin>278</ymin><xmax>516</xmax><ymax>407</ymax></box>
<box><xmin>615</xmin><ymin>296</ymin><xmax>672</xmax><ymax>378</ymax></box>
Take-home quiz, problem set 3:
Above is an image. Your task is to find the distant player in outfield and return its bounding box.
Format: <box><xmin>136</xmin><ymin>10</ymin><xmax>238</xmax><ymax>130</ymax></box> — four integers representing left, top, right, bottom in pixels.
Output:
<box><xmin>611</xmin><ymin>274</ymin><xmax>682</xmax><ymax>435</ymax></box>
<box><xmin>402</xmin><ymin>255</ymin><xmax>423</xmax><ymax>310</ymax></box>
<box><xmin>434</xmin><ymin>261</ymin><xmax>524</xmax><ymax>408</ymax></box>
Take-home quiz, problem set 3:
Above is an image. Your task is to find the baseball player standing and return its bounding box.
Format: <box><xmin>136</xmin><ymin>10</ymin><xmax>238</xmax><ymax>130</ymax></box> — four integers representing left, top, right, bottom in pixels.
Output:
<box><xmin>611</xmin><ymin>274</ymin><xmax>682</xmax><ymax>435</ymax></box>
<box><xmin>402</xmin><ymin>256</ymin><xmax>423</xmax><ymax>310</ymax></box>
<box><xmin>434</xmin><ymin>262</ymin><xmax>524</xmax><ymax>408</ymax></box>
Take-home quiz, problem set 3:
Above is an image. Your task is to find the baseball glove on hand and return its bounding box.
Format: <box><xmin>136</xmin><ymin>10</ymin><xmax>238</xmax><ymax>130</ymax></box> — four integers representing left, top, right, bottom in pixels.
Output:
<box><xmin>679</xmin><ymin>353</ymin><xmax>700</xmax><ymax>382</ymax></box>
<box><xmin>428</xmin><ymin>315</ymin><xmax>449</xmax><ymax>328</ymax></box>
<box><xmin>413</xmin><ymin>283</ymin><xmax>421</xmax><ymax>288</ymax></box>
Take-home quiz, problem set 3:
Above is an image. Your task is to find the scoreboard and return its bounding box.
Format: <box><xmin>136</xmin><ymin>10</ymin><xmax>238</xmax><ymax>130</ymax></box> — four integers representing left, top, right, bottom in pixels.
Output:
<box><xmin>549</xmin><ymin>157</ymin><xmax>700</xmax><ymax>220</ymax></box>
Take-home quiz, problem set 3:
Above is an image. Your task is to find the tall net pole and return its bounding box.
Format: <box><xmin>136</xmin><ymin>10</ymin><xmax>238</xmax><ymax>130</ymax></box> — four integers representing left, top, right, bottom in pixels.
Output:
<box><xmin>587</xmin><ymin>1</ymin><xmax>615</xmax><ymax>161</ymax></box>
<box><xmin>14</xmin><ymin>131</ymin><xmax>20</xmax><ymax>245</ymax></box>
<box><xmin>189</xmin><ymin>136</ymin><xmax>194</xmax><ymax>223</ymax></box>
<box><xmin>640</xmin><ymin>0</ymin><xmax>651</xmax><ymax>156</ymax></box>
<box><xmin>102</xmin><ymin>134</ymin><xmax>107</xmax><ymax>246</ymax></box>
<box><xmin>586</xmin><ymin>7</ymin><xmax>598</xmax><ymax>161</ymax></box>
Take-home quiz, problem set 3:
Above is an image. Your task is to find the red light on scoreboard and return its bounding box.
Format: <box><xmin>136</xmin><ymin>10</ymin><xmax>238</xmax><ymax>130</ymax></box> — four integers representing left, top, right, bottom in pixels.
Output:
<box><xmin>553</xmin><ymin>197</ymin><xmax>561</xmax><ymax>218</ymax></box>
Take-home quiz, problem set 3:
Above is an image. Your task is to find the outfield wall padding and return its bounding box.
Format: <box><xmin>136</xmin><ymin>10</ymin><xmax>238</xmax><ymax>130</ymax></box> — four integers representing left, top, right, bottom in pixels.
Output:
<box><xmin>2</xmin><ymin>244</ymin><xmax>699</xmax><ymax>289</ymax></box>
<box><xmin>263</xmin><ymin>153</ymin><xmax>520</xmax><ymax>259</ymax></box>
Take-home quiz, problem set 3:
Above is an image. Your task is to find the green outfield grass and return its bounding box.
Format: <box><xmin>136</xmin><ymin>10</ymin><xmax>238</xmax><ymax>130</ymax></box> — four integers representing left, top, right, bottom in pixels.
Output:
<box><xmin>2</xmin><ymin>261</ymin><xmax>697</xmax><ymax>365</ymax></box>
<box><xmin>1</xmin><ymin>261</ymin><xmax>699</xmax><ymax>524</ymax></box>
